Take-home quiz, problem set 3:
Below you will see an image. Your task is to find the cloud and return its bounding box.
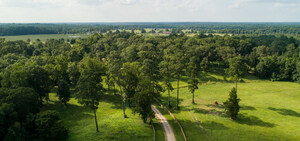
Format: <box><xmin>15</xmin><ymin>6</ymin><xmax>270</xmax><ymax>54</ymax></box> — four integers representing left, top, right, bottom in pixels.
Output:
<box><xmin>228</xmin><ymin>0</ymin><xmax>300</xmax><ymax>8</ymax></box>
<box><xmin>0</xmin><ymin>0</ymin><xmax>299</xmax><ymax>22</ymax></box>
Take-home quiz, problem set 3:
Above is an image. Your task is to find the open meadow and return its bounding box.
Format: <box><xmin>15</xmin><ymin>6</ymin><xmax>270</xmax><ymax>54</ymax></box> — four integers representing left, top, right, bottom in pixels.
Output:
<box><xmin>158</xmin><ymin>70</ymin><xmax>300</xmax><ymax>141</ymax></box>
<box><xmin>39</xmin><ymin>67</ymin><xmax>300</xmax><ymax>141</ymax></box>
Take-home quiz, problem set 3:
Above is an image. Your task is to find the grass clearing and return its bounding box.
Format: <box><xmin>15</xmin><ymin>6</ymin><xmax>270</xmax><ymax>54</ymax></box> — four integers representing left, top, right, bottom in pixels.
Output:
<box><xmin>158</xmin><ymin>72</ymin><xmax>300</xmax><ymax>141</ymax></box>
<box><xmin>41</xmin><ymin>66</ymin><xmax>300</xmax><ymax>141</ymax></box>
<box><xmin>42</xmin><ymin>93</ymin><xmax>154</xmax><ymax>141</ymax></box>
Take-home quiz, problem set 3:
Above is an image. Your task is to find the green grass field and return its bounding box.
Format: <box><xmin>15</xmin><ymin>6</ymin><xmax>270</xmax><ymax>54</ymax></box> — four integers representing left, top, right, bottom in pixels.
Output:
<box><xmin>1</xmin><ymin>34</ymin><xmax>89</xmax><ymax>42</ymax></box>
<box><xmin>158</xmin><ymin>71</ymin><xmax>300</xmax><ymax>141</ymax></box>
<box><xmin>42</xmin><ymin>92</ymin><xmax>165</xmax><ymax>141</ymax></box>
<box><xmin>43</xmin><ymin>71</ymin><xmax>300</xmax><ymax>141</ymax></box>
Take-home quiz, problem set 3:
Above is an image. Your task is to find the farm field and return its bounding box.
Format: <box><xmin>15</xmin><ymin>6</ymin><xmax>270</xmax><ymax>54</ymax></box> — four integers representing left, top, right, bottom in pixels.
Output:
<box><xmin>0</xmin><ymin>34</ymin><xmax>89</xmax><ymax>42</ymax></box>
<box><xmin>158</xmin><ymin>71</ymin><xmax>300</xmax><ymax>141</ymax></box>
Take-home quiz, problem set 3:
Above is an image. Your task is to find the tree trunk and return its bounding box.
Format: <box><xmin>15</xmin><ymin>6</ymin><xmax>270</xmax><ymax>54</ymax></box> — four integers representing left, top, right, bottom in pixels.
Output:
<box><xmin>113</xmin><ymin>84</ymin><xmax>116</xmax><ymax>95</ymax></box>
<box><xmin>94</xmin><ymin>108</ymin><xmax>99</xmax><ymax>132</ymax></box>
<box><xmin>118</xmin><ymin>78</ymin><xmax>126</xmax><ymax>118</ymax></box>
<box><xmin>168</xmin><ymin>89</ymin><xmax>171</xmax><ymax>107</ymax></box>
<box><xmin>108</xmin><ymin>83</ymin><xmax>110</xmax><ymax>95</ymax></box>
<box><xmin>235</xmin><ymin>77</ymin><xmax>238</xmax><ymax>93</ymax></box>
<box><xmin>192</xmin><ymin>91</ymin><xmax>195</xmax><ymax>104</ymax></box>
<box><xmin>177</xmin><ymin>79</ymin><xmax>179</xmax><ymax>110</ymax></box>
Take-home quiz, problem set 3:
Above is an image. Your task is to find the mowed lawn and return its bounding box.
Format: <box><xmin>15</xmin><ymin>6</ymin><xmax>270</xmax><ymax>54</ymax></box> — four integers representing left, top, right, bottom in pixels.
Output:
<box><xmin>159</xmin><ymin>72</ymin><xmax>300</xmax><ymax>141</ymax></box>
<box><xmin>42</xmin><ymin>92</ymin><xmax>160</xmax><ymax>141</ymax></box>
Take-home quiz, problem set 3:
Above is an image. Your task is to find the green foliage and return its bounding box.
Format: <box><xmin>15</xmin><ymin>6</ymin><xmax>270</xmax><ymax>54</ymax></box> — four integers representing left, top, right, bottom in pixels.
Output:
<box><xmin>6</xmin><ymin>87</ymin><xmax>39</xmax><ymax>126</ymax></box>
<box><xmin>119</xmin><ymin>62</ymin><xmax>140</xmax><ymax>107</ymax></box>
<box><xmin>226</xmin><ymin>55</ymin><xmax>247</xmax><ymax>80</ymax></box>
<box><xmin>133</xmin><ymin>78</ymin><xmax>161</xmax><ymax>123</ymax></box>
<box><xmin>187</xmin><ymin>78</ymin><xmax>199</xmax><ymax>94</ymax></box>
<box><xmin>57</xmin><ymin>80</ymin><xmax>71</xmax><ymax>105</ymax></box>
<box><xmin>141</xmin><ymin>29</ymin><xmax>146</xmax><ymax>33</ymax></box>
<box><xmin>35</xmin><ymin>110</ymin><xmax>68</xmax><ymax>140</ymax></box>
<box><xmin>75</xmin><ymin>57</ymin><xmax>105</xmax><ymax>110</ymax></box>
<box><xmin>223</xmin><ymin>88</ymin><xmax>240</xmax><ymax>120</ymax></box>
<box><xmin>0</xmin><ymin>103</ymin><xmax>17</xmax><ymax>140</ymax></box>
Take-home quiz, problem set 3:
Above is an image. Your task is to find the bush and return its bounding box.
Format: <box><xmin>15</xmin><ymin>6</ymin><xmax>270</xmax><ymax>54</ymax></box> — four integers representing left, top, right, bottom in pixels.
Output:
<box><xmin>223</xmin><ymin>88</ymin><xmax>240</xmax><ymax>120</ymax></box>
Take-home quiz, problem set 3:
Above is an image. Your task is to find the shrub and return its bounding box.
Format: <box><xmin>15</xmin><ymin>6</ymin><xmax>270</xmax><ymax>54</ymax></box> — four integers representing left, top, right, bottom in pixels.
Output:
<box><xmin>223</xmin><ymin>88</ymin><xmax>240</xmax><ymax>120</ymax></box>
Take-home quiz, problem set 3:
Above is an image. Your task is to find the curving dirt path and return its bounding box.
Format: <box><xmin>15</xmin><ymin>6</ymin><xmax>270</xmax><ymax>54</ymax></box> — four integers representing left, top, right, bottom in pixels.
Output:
<box><xmin>151</xmin><ymin>105</ymin><xmax>176</xmax><ymax>141</ymax></box>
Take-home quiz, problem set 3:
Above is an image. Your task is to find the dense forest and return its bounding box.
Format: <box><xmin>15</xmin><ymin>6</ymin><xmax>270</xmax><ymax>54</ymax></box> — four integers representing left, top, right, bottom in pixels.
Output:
<box><xmin>0</xmin><ymin>32</ymin><xmax>300</xmax><ymax>140</ymax></box>
<box><xmin>1</xmin><ymin>22</ymin><xmax>300</xmax><ymax>36</ymax></box>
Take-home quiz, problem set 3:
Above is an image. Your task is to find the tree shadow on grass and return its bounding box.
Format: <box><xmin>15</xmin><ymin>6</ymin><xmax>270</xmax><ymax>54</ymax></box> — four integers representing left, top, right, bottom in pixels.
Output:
<box><xmin>268</xmin><ymin>107</ymin><xmax>300</xmax><ymax>117</ymax></box>
<box><xmin>42</xmin><ymin>103</ymin><xmax>94</xmax><ymax>126</ymax></box>
<box><xmin>100</xmin><ymin>93</ymin><xmax>122</xmax><ymax>109</ymax></box>
<box><xmin>240</xmin><ymin>106</ymin><xmax>256</xmax><ymax>110</ymax></box>
<box><xmin>198</xmin><ymin>72</ymin><xmax>226</xmax><ymax>83</ymax></box>
<box><xmin>236</xmin><ymin>114</ymin><xmax>276</xmax><ymax>127</ymax></box>
<box><xmin>201</xmin><ymin>121</ymin><xmax>228</xmax><ymax>130</ymax></box>
<box><xmin>192</xmin><ymin>107</ymin><xmax>226</xmax><ymax>117</ymax></box>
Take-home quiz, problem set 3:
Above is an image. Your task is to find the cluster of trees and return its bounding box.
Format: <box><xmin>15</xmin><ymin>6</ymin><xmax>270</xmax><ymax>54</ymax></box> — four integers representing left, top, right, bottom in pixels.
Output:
<box><xmin>0</xmin><ymin>31</ymin><xmax>300</xmax><ymax>139</ymax></box>
<box><xmin>1</xmin><ymin>23</ymin><xmax>300</xmax><ymax>36</ymax></box>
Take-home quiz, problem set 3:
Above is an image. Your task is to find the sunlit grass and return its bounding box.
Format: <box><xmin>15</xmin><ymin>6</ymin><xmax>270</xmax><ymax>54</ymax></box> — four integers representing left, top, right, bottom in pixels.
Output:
<box><xmin>42</xmin><ymin>92</ymin><xmax>156</xmax><ymax>141</ymax></box>
<box><xmin>159</xmin><ymin>72</ymin><xmax>300</xmax><ymax>141</ymax></box>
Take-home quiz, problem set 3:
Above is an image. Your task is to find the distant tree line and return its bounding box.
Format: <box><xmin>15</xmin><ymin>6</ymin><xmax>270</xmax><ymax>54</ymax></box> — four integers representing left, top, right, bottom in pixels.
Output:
<box><xmin>0</xmin><ymin>31</ymin><xmax>300</xmax><ymax>139</ymax></box>
<box><xmin>0</xmin><ymin>23</ymin><xmax>300</xmax><ymax>36</ymax></box>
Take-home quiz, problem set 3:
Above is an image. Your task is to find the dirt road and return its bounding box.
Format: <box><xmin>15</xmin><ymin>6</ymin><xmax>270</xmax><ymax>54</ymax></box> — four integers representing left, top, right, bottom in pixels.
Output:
<box><xmin>151</xmin><ymin>105</ymin><xmax>176</xmax><ymax>141</ymax></box>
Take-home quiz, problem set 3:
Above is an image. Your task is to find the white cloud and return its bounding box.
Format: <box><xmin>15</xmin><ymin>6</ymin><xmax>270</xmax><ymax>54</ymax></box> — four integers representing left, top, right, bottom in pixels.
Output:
<box><xmin>0</xmin><ymin>0</ymin><xmax>299</xmax><ymax>22</ymax></box>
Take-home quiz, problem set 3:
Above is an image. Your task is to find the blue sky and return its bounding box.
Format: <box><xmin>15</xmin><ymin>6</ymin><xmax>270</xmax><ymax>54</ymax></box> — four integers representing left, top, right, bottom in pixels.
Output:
<box><xmin>0</xmin><ymin>0</ymin><xmax>299</xmax><ymax>23</ymax></box>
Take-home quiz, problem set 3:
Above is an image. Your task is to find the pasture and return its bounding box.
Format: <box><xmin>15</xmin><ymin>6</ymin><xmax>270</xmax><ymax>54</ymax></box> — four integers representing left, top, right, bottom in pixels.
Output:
<box><xmin>159</xmin><ymin>71</ymin><xmax>300</xmax><ymax>141</ymax></box>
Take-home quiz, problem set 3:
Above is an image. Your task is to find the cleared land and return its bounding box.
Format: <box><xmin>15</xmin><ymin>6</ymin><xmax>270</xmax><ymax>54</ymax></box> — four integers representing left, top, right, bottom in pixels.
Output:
<box><xmin>159</xmin><ymin>70</ymin><xmax>300</xmax><ymax>141</ymax></box>
<box><xmin>41</xmin><ymin>68</ymin><xmax>300</xmax><ymax>141</ymax></box>
<box><xmin>0</xmin><ymin>34</ymin><xmax>89</xmax><ymax>41</ymax></box>
<box><xmin>43</xmin><ymin>92</ymin><xmax>165</xmax><ymax>141</ymax></box>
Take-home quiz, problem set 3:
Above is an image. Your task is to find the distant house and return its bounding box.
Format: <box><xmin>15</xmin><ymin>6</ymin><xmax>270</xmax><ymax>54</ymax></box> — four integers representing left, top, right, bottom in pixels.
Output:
<box><xmin>162</xmin><ymin>31</ymin><xmax>172</xmax><ymax>34</ymax></box>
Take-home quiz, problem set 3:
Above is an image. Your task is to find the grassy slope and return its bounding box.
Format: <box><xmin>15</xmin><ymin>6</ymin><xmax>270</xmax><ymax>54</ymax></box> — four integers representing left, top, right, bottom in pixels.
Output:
<box><xmin>42</xmin><ymin>92</ymin><xmax>158</xmax><ymax>141</ymax></box>
<box><xmin>159</xmin><ymin>71</ymin><xmax>300</xmax><ymax>141</ymax></box>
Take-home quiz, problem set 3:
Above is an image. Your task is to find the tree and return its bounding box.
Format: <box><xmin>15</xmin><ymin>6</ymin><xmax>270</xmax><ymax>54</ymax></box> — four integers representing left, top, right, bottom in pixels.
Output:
<box><xmin>119</xmin><ymin>62</ymin><xmax>140</xmax><ymax>108</ymax></box>
<box><xmin>35</xmin><ymin>110</ymin><xmax>68</xmax><ymax>140</ymax></box>
<box><xmin>141</xmin><ymin>29</ymin><xmax>146</xmax><ymax>33</ymax></box>
<box><xmin>6</xmin><ymin>87</ymin><xmax>39</xmax><ymax>128</ymax></box>
<box><xmin>172</xmin><ymin>42</ymin><xmax>186</xmax><ymax>110</ymax></box>
<box><xmin>187</xmin><ymin>78</ymin><xmax>198</xmax><ymax>104</ymax></box>
<box><xmin>107</xmin><ymin>51</ymin><xmax>127</xmax><ymax>118</ymax></box>
<box><xmin>76</xmin><ymin>57</ymin><xmax>105</xmax><ymax>132</ymax></box>
<box><xmin>26</xmin><ymin>63</ymin><xmax>53</xmax><ymax>103</ymax></box>
<box><xmin>187</xmin><ymin>56</ymin><xmax>199</xmax><ymax>104</ymax></box>
<box><xmin>226</xmin><ymin>55</ymin><xmax>247</xmax><ymax>92</ymax></box>
<box><xmin>223</xmin><ymin>88</ymin><xmax>240</xmax><ymax>120</ymax></box>
<box><xmin>57</xmin><ymin>80</ymin><xmax>71</xmax><ymax>106</ymax></box>
<box><xmin>159</xmin><ymin>51</ymin><xmax>174</xmax><ymax>107</ymax></box>
<box><xmin>133</xmin><ymin>78</ymin><xmax>160</xmax><ymax>123</ymax></box>
<box><xmin>0</xmin><ymin>103</ymin><xmax>17</xmax><ymax>140</ymax></box>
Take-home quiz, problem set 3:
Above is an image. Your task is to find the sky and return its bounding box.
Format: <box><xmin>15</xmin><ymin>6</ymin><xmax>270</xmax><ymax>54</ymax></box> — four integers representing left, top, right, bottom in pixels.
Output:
<box><xmin>0</xmin><ymin>0</ymin><xmax>299</xmax><ymax>23</ymax></box>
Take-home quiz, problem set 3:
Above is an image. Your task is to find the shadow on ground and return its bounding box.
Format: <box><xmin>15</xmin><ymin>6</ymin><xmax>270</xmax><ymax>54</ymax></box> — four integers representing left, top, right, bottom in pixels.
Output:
<box><xmin>268</xmin><ymin>107</ymin><xmax>300</xmax><ymax>117</ymax></box>
<box><xmin>236</xmin><ymin>114</ymin><xmax>276</xmax><ymax>127</ymax></box>
<box><xmin>192</xmin><ymin>107</ymin><xmax>226</xmax><ymax>117</ymax></box>
<box><xmin>240</xmin><ymin>106</ymin><xmax>256</xmax><ymax>110</ymax></box>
